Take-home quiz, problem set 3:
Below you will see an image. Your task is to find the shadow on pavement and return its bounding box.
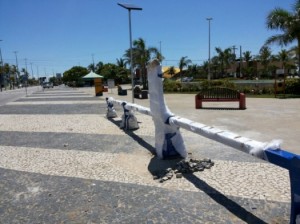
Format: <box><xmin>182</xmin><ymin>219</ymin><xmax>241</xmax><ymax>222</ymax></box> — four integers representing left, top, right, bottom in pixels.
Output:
<box><xmin>107</xmin><ymin>118</ymin><xmax>156</xmax><ymax>155</ymax></box>
<box><xmin>108</xmin><ymin>117</ymin><xmax>266</xmax><ymax>223</ymax></box>
<box><xmin>183</xmin><ymin>173</ymin><xmax>267</xmax><ymax>224</ymax></box>
<box><xmin>199</xmin><ymin>107</ymin><xmax>243</xmax><ymax>110</ymax></box>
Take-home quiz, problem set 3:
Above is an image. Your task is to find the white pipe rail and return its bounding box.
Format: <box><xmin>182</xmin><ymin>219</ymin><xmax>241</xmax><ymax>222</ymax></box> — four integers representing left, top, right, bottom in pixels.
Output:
<box><xmin>109</xmin><ymin>98</ymin><xmax>271</xmax><ymax>161</ymax></box>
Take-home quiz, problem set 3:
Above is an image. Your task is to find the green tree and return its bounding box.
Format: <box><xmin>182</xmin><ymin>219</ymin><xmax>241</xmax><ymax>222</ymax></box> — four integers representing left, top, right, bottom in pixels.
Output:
<box><xmin>87</xmin><ymin>63</ymin><xmax>95</xmax><ymax>72</ymax></box>
<box><xmin>166</xmin><ymin>66</ymin><xmax>176</xmax><ymax>78</ymax></box>
<box><xmin>242</xmin><ymin>51</ymin><xmax>258</xmax><ymax>79</ymax></box>
<box><xmin>215</xmin><ymin>47</ymin><xmax>234</xmax><ymax>77</ymax></box>
<box><xmin>186</xmin><ymin>64</ymin><xmax>199</xmax><ymax>79</ymax></box>
<box><xmin>259</xmin><ymin>46</ymin><xmax>272</xmax><ymax>77</ymax></box>
<box><xmin>265</xmin><ymin>0</ymin><xmax>300</xmax><ymax>70</ymax></box>
<box><xmin>98</xmin><ymin>63</ymin><xmax>129</xmax><ymax>84</ymax></box>
<box><xmin>178</xmin><ymin>56</ymin><xmax>192</xmax><ymax>81</ymax></box>
<box><xmin>277</xmin><ymin>49</ymin><xmax>290</xmax><ymax>69</ymax></box>
<box><xmin>124</xmin><ymin>38</ymin><xmax>160</xmax><ymax>89</ymax></box>
<box><xmin>116</xmin><ymin>58</ymin><xmax>127</xmax><ymax>68</ymax></box>
<box><xmin>62</xmin><ymin>66</ymin><xmax>88</xmax><ymax>86</ymax></box>
<box><xmin>95</xmin><ymin>61</ymin><xmax>104</xmax><ymax>73</ymax></box>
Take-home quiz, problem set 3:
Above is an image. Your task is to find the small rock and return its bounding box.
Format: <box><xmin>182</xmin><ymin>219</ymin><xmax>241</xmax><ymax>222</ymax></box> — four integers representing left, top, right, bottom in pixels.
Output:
<box><xmin>166</xmin><ymin>168</ymin><xmax>172</xmax><ymax>172</ymax></box>
<box><xmin>176</xmin><ymin>173</ymin><xmax>183</xmax><ymax>178</ymax></box>
<box><xmin>166</xmin><ymin>173</ymin><xmax>173</xmax><ymax>179</ymax></box>
<box><xmin>153</xmin><ymin>175</ymin><xmax>159</xmax><ymax>180</ymax></box>
<box><xmin>196</xmin><ymin>166</ymin><xmax>204</xmax><ymax>171</ymax></box>
<box><xmin>174</xmin><ymin>169</ymin><xmax>179</xmax><ymax>173</ymax></box>
<box><xmin>162</xmin><ymin>176</ymin><xmax>168</xmax><ymax>181</ymax></box>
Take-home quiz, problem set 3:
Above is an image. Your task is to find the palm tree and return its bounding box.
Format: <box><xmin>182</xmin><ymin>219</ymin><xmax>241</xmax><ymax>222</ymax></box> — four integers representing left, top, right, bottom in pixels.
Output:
<box><xmin>242</xmin><ymin>51</ymin><xmax>254</xmax><ymax>78</ymax></box>
<box><xmin>265</xmin><ymin>0</ymin><xmax>300</xmax><ymax>71</ymax></box>
<box><xmin>166</xmin><ymin>66</ymin><xmax>176</xmax><ymax>78</ymax></box>
<box><xmin>178</xmin><ymin>56</ymin><xmax>192</xmax><ymax>81</ymax></box>
<box><xmin>95</xmin><ymin>61</ymin><xmax>104</xmax><ymax>75</ymax></box>
<box><xmin>243</xmin><ymin>51</ymin><xmax>252</xmax><ymax>67</ymax></box>
<box><xmin>215</xmin><ymin>47</ymin><xmax>234</xmax><ymax>77</ymax></box>
<box><xmin>276</xmin><ymin>49</ymin><xmax>290</xmax><ymax>69</ymax></box>
<box><xmin>124</xmin><ymin>38</ymin><xmax>160</xmax><ymax>89</ymax></box>
<box><xmin>87</xmin><ymin>63</ymin><xmax>95</xmax><ymax>72</ymax></box>
<box><xmin>116</xmin><ymin>58</ymin><xmax>127</xmax><ymax>68</ymax></box>
<box><xmin>259</xmin><ymin>46</ymin><xmax>272</xmax><ymax>77</ymax></box>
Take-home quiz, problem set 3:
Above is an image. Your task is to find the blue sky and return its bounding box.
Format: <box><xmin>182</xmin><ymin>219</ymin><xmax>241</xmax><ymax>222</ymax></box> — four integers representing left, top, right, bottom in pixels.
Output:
<box><xmin>0</xmin><ymin>0</ymin><xmax>296</xmax><ymax>77</ymax></box>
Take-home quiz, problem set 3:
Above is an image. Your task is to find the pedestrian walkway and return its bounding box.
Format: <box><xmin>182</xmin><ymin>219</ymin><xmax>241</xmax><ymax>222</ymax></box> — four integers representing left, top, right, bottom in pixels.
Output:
<box><xmin>0</xmin><ymin>85</ymin><xmax>293</xmax><ymax>223</ymax></box>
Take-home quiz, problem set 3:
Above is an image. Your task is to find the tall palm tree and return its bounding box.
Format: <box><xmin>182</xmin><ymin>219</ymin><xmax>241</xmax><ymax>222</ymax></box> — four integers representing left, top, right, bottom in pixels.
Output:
<box><xmin>243</xmin><ymin>51</ymin><xmax>252</xmax><ymax>68</ymax></box>
<box><xmin>215</xmin><ymin>47</ymin><xmax>234</xmax><ymax>77</ymax></box>
<box><xmin>242</xmin><ymin>51</ymin><xmax>253</xmax><ymax>78</ymax></box>
<box><xmin>87</xmin><ymin>63</ymin><xmax>95</xmax><ymax>72</ymax></box>
<box><xmin>276</xmin><ymin>49</ymin><xmax>289</xmax><ymax>69</ymax></box>
<box><xmin>265</xmin><ymin>0</ymin><xmax>300</xmax><ymax>71</ymax></box>
<box><xmin>259</xmin><ymin>46</ymin><xmax>272</xmax><ymax>77</ymax></box>
<box><xmin>178</xmin><ymin>56</ymin><xmax>192</xmax><ymax>81</ymax></box>
<box><xmin>116</xmin><ymin>58</ymin><xmax>127</xmax><ymax>68</ymax></box>
<box><xmin>166</xmin><ymin>66</ymin><xmax>176</xmax><ymax>78</ymax></box>
<box><xmin>124</xmin><ymin>38</ymin><xmax>160</xmax><ymax>89</ymax></box>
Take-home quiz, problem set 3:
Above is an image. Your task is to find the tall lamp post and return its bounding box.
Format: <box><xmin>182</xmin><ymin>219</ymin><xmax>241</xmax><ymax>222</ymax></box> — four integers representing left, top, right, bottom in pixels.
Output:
<box><xmin>13</xmin><ymin>51</ymin><xmax>19</xmax><ymax>86</ymax></box>
<box><xmin>118</xmin><ymin>3</ymin><xmax>142</xmax><ymax>103</ymax></box>
<box><xmin>0</xmin><ymin>40</ymin><xmax>3</xmax><ymax>91</ymax></box>
<box><xmin>206</xmin><ymin>17</ymin><xmax>212</xmax><ymax>81</ymax></box>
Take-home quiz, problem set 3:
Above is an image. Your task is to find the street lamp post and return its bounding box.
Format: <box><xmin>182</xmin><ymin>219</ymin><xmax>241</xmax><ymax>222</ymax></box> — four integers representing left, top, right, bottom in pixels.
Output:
<box><xmin>24</xmin><ymin>58</ymin><xmax>28</xmax><ymax>96</ymax></box>
<box><xmin>13</xmin><ymin>51</ymin><xmax>19</xmax><ymax>86</ymax></box>
<box><xmin>118</xmin><ymin>3</ymin><xmax>142</xmax><ymax>103</ymax></box>
<box><xmin>30</xmin><ymin>62</ymin><xmax>34</xmax><ymax>82</ymax></box>
<box><xmin>206</xmin><ymin>18</ymin><xmax>212</xmax><ymax>81</ymax></box>
<box><xmin>0</xmin><ymin>40</ymin><xmax>3</xmax><ymax>91</ymax></box>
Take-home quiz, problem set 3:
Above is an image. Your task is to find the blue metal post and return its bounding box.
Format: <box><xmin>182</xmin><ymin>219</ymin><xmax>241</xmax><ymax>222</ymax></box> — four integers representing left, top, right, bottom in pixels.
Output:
<box><xmin>264</xmin><ymin>149</ymin><xmax>300</xmax><ymax>224</ymax></box>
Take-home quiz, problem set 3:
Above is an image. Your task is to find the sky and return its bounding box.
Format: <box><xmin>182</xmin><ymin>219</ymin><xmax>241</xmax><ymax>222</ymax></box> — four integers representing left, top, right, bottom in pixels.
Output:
<box><xmin>0</xmin><ymin>0</ymin><xmax>297</xmax><ymax>77</ymax></box>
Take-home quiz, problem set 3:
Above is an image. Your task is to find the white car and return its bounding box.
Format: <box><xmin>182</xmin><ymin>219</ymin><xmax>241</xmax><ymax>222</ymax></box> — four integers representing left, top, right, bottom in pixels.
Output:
<box><xmin>43</xmin><ymin>82</ymin><xmax>53</xmax><ymax>88</ymax></box>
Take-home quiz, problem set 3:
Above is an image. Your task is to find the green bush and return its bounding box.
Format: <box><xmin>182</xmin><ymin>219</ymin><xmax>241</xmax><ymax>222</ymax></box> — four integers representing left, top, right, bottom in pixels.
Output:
<box><xmin>201</xmin><ymin>79</ymin><xmax>236</xmax><ymax>90</ymax></box>
<box><xmin>163</xmin><ymin>79</ymin><xmax>181</xmax><ymax>92</ymax></box>
<box><xmin>285</xmin><ymin>79</ymin><xmax>300</xmax><ymax>94</ymax></box>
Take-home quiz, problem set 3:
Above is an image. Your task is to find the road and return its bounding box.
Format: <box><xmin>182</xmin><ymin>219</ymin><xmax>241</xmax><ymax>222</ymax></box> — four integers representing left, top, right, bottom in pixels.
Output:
<box><xmin>0</xmin><ymin>86</ymin><xmax>41</xmax><ymax>106</ymax></box>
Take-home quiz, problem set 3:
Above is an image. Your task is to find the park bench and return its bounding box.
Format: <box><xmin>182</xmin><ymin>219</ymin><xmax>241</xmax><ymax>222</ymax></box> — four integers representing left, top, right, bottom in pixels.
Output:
<box><xmin>195</xmin><ymin>87</ymin><xmax>246</xmax><ymax>109</ymax></box>
<box><xmin>118</xmin><ymin>86</ymin><xmax>127</xmax><ymax>96</ymax></box>
<box><xmin>133</xmin><ymin>86</ymin><xmax>148</xmax><ymax>99</ymax></box>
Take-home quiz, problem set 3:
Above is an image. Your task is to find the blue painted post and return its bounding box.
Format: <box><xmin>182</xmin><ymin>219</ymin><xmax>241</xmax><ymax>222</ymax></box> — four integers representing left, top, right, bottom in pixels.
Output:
<box><xmin>289</xmin><ymin>156</ymin><xmax>300</xmax><ymax>224</ymax></box>
<box><xmin>264</xmin><ymin>149</ymin><xmax>300</xmax><ymax>224</ymax></box>
<box><xmin>105</xmin><ymin>97</ymin><xmax>117</xmax><ymax>118</ymax></box>
<box><xmin>119</xmin><ymin>102</ymin><xmax>139</xmax><ymax>130</ymax></box>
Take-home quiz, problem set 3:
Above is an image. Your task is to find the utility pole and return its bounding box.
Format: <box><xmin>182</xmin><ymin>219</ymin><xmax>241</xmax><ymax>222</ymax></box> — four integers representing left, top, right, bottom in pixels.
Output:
<box><xmin>30</xmin><ymin>62</ymin><xmax>34</xmax><ymax>79</ymax></box>
<box><xmin>13</xmin><ymin>51</ymin><xmax>19</xmax><ymax>85</ymax></box>
<box><xmin>0</xmin><ymin>40</ymin><xmax>3</xmax><ymax>92</ymax></box>
<box><xmin>159</xmin><ymin>41</ymin><xmax>162</xmax><ymax>63</ymax></box>
<box><xmin>36</xmin><ymin>65</ymin><xmax>39</xmax><ymax>84</ymax></box>
<box><xmin>232</xmin><ymin>45</ymin><xmax>238</xmax><ymax>57</ymax></box>
<box><xmin>232</xmin><ymin>45</ymin><xmax>238</xmax><ymax>78</ymax></box>
<box><xmin>240</xmin><ymin>46</ymin><xmax>242</xmax><ymax>78</ymax></box>
<box><xmin>91</xmin><ymin>53</ymin><xmax>95</xmax><ymax>71</ymax></box>
<box><xmin>206</xmin><ymin>18</ymin><xmax>213</xmax><ymax>81</ymax></box>
<box><xmin>24</xmin><ymin>58</ymin><xmax>28</xmax><ymax>96</ymax></box>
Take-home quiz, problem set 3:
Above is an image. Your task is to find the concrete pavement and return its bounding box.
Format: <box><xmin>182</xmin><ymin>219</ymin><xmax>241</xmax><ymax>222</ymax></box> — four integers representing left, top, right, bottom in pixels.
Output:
<box><xmin>0</xmin><ymin>85</ymin><xmax>296</xmax><ymax>223</ymax></box>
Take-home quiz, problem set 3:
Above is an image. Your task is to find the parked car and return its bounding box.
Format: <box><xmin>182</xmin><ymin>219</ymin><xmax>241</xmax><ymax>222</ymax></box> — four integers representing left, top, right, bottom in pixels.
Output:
<box><xmin>182</xmin><ymin>77</ymin><xmax>193</xmax><ymax>82</ymax></box>
<box><xmin>43</xmin><ymin>82</ymin><xmax>53</xmax><ymax>88</ymax></box>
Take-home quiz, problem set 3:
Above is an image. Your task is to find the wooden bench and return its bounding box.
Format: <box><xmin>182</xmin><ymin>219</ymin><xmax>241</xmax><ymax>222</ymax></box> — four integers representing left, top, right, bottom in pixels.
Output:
<box><xmin>195</xmin><ymin>87</ymin><xmax>246</xmax><ymax>109</ymax></box>
<box><xmin>118</xmin><ymin>86</ymin><xmax>127</xmax><ymax>96</ymax></box>
<box><xmin>133</xmin><ymin>86</ymin><xmax>148</xmax><ymax>99</ymax></box>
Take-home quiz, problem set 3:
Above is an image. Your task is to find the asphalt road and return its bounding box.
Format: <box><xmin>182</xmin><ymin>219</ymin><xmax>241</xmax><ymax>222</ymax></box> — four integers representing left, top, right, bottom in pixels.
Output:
<box><xmin>0</xmin><ymin>86</ymin><xmax>41</xmax><ymax>106</ymax></box>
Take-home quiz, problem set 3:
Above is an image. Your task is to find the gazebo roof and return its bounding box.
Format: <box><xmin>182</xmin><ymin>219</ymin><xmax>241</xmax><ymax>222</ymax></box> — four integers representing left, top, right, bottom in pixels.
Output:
<box><xmin>82</xmin><ymin>71</ymin><xmax>103</xmax><ymax>79</ymax></box>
